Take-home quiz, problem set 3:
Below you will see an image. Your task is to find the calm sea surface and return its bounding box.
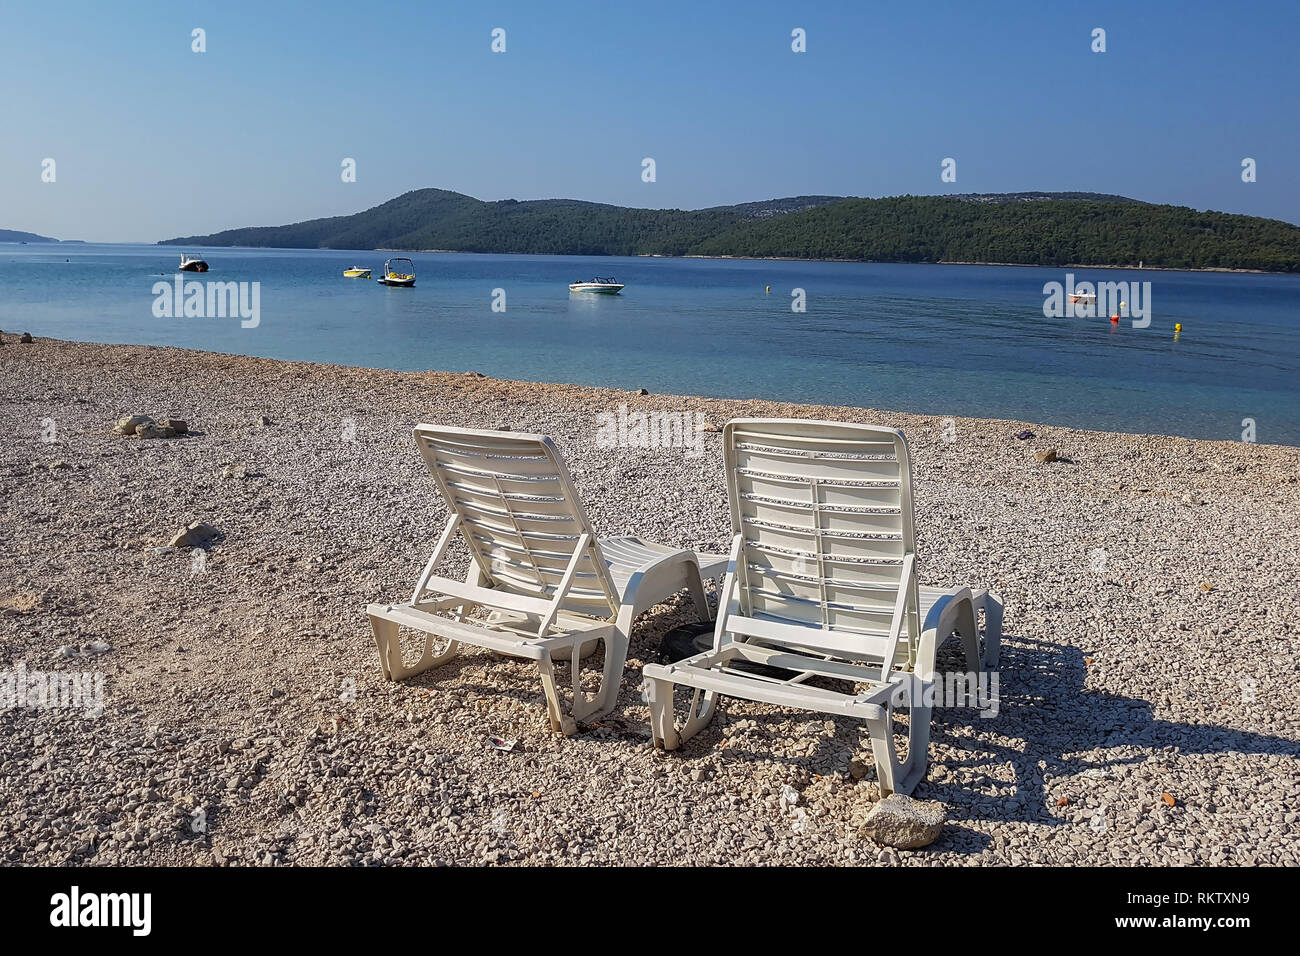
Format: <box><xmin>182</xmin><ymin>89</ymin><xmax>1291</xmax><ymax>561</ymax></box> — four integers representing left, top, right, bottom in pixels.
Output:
<box><xmin>2</xmin><ymin>244</ymin><xmax>1298</xmax><ymax>445</ymax></box>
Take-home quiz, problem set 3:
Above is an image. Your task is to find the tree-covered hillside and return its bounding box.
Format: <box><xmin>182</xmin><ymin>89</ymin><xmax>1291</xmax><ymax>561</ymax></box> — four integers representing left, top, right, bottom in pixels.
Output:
<box><xmin>160</xmin><ymin>190</ymin><xmax>1300</xmax><ymax>272</ymax></box>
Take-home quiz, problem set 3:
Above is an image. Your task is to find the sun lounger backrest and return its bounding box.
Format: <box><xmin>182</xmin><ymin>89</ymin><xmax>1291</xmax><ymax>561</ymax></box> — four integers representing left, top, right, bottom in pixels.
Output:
<box><xmin>722</xmin><ymin>419</ymin><xmax>920</xmax><ymax>666</ymax></box>
<box><xmin>413</xmin><ymin>425</ymin><xmax>619</xmax><ymax>618</ymax></box>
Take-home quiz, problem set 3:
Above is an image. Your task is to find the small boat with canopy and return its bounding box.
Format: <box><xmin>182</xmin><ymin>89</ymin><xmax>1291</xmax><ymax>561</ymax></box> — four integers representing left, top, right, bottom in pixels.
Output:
<box><xmin>377</xmin><ymin>258</ymin><xmax>416</xmax><ymax>287</ymax></box>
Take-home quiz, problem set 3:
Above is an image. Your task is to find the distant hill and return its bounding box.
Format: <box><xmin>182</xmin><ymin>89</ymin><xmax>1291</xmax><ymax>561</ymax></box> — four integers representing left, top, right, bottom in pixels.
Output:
<box><xmin>0</xmin><ymin>229</ymin><xmax>58</xmax><ymax>243</ymax></box>
<box><xmin>161</xmin><ymin>190</ymin><xmax>848</xmax><ymax>257</ymax></box>
<box><xmin>161</xmin><ymin>189</ymin><xmax>1300</xmax><ymax>272</ymax></box>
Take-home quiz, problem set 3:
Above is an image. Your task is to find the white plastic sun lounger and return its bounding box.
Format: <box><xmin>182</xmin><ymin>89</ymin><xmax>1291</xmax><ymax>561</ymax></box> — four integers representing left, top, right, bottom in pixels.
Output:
<box><xmin>367</xmin><ymin>425</ymin><xmax>727</xmax><ymax>735</ymax></box>
<box><xmin>642</xmin><ymin>419</ymin><xmax>1002</xmax><ymax>796</ymax></box>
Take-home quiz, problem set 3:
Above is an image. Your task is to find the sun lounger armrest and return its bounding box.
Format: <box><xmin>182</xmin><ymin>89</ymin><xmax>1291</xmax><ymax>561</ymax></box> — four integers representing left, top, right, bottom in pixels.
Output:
<box><xmin>411</xmin><ymin>513</ymin><xmax>462</xmax><ymax>604</ymax></box>
<box><xmin>614</xmin><ymin>546</ymin><xmax>709</xmax><ymax>622</ymax></box>
<box><xmin>626</xmin><ymin>547</ymin><xmax>696</xmax><ymax>575</ymax></box>
<box><xmin>915</xmin><ymin>586</ymin><xmax>976</xmax><ymax>680</ymax></box>
<box><xmin>878</xmin><ymin>554</ymin><xmax>915</xmax><ymax>682</ymax></box>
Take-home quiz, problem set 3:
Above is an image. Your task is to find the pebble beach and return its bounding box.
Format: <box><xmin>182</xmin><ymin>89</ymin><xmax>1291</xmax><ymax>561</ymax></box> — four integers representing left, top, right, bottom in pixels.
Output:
<box><xmin>2</xmin><ymin>334</ymin><xmax>1298</xmax><ymax>866</ymax></box>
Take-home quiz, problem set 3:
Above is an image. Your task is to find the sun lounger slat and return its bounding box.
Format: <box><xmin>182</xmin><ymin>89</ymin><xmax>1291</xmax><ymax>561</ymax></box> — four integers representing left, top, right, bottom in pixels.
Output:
<box><xmin>739</xmin><ymin>497</ymin><xmax>906</xmax><ymax>535</ymax></box>
<box><xmin>743</xmin><ymin>526</ymin><xmax>907</xmax><ymax>562</ymax></box>
<box><xmin>745</xmin><ymin>547</ymin><xmax>905</xmax><ymax>586</ymax></box>
<box><xmin>437</xmin><ymin>464</ymin><xmax>565</xmax><ymax>495</ymax></box>
<box><xmin>451</xmin><ymin>499</ymin><xmax>585</xmax><ymax>536</ymax></box>
<box><xmin>735</xmin><ymin>447</ymin><xmax>903</xmax><ymax>483</ymax></box>
<box><xmin>447</xmin><ymin>487</ymin><xmax>575</xmax><ymax>517</ymax></box>
<box><xmin>740</xmin><ymin>473</ymin><xmax>902</xmax><ymax>508</ymax></box>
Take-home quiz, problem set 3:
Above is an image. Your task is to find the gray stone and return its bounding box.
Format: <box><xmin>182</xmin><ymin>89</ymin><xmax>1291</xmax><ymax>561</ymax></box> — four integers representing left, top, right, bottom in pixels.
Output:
<box><xmin>114</xmin><ymin>414</ymin><xmax>154</xmax><ymax>436</ymax></box>
<box><xmin>859</xmin><ymin>794</ymin><xmax>946</xmax><ymax>849</ymax></box>
<box><xmin>167</xmin><ymin>521</ymin><xmax>218</xmax><ymax>549</ymax></box>
<box><xmin>136</xmin><ymin>422</ymin><xmax>177</xmax><ymax>439</ymax></box>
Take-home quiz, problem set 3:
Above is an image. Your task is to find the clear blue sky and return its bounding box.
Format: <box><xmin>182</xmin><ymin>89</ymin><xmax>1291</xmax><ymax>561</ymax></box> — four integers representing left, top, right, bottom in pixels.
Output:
<box><xmin>3</xmin><ymin>0</ymin><xmax>1296</xmax><ymax>242</ymax></box>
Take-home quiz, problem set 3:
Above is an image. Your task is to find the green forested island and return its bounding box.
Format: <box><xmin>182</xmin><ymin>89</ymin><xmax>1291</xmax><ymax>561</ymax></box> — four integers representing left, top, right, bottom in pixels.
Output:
<box><xmin>161</xmin><ymin>190</ymin><xmax>1300</xmax><ymax>272</ymax></box>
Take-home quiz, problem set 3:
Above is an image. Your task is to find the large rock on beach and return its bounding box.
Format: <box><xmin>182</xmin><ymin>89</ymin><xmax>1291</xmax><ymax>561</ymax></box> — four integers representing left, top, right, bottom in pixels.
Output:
<box><xmin>114</xmin><ymin>414</ymin><xmax>154</xmax><ymax>436</ymax></box>
<box><xmin>167</xmin><ymin>521</ymin><xmax>218</xmax><ymax>549</ymax></box>
<box><xmin>859</xmin><ymin>794</ymin><xmax>946</xmax><ymax>849</ymax></box>
<box><xmin>136</xmin><ymin>422</ymin><xmax>177</xmax><ymax>439</ymax></box>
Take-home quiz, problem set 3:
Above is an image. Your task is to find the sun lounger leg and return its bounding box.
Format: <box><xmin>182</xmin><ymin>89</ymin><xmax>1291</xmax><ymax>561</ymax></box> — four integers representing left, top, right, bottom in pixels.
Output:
<box><xmin>647</xmin><ymin>675</ymin><xmax>718</xmax><ymax>751</ymax></box>
<box><xmin>536</xmin><ymin>654</ymin><xmax>579</xmax><ymax>736</ymax></box>
<box><xmin>370</xmin><ymin>615</ymin><xmax>396</xmax><ymax>681</ymax></box>
<box><xmin>369</xmin><ymin>613</ymin><xmax>459</xmax><ymax>682</ymax></box>
<box><xmin>868</xmin><ymin>684</ymin><xmax>932</xmax><ymax>797</ymax></box>
<box><xmin>645</xmin><ymin>675</ymin><xmax>679</xmax><ymax>750</ymax></box>
<box><xmin>581</xmin><ymin>608</ymin><xmax>636</xmax><ymax>720</ymax></box>
<box><xmin>679</xmin><ymin>686</ymin><xmax>719</xmax><ymax>741</ymax></box>
<box><xmin>952</xmin><ymin>596</ymin><xmax>982</xmax><ymax>679</ymax></box>
<box><xmin>684</xmin><ymin>561</ymin><xmax>711</xmax><ymax>622</ymax></box>
<box><xmin>983</xmin><ymin>591</ymin><xmax>1003</xmax><ymax>670</ymax></box>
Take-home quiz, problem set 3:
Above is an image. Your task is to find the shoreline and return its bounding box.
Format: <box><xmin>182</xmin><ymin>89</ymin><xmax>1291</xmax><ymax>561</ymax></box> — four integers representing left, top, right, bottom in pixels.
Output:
<box><xmin>2</xmin><ymin>337</ymin><xmax>1298</xmax><ymax>866</ymax></box>
<box><xmin>676</xmin><ymin>254</ymin><xmax>1280</xmax><ymax>275</ymax></box>
<box><xmin>6</xmin><ymin>335</ymin><xmax>1296</xmax><ymax>451</ymax></box>
<box><xmin>144</xmin><ymin>242</ymin><xmax>1293</xmax><ymax>276</ymax></box>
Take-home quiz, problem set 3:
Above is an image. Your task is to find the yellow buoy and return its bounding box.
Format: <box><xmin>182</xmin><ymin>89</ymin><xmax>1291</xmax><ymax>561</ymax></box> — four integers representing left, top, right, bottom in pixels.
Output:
<box><xmin>765</xmin><ymin>285</ymin><xmax>771</xmax><ymax>294</ymax></box>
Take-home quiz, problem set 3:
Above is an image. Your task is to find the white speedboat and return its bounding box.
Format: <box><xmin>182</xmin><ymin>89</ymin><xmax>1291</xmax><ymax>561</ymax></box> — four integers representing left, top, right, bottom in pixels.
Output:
<box><xmin>178</xmin><ymin>254</ymin><xmax>209</xmax><ymax>273</ymax></box>
<box><xmin>569</xmin><ymin>276</ymin><xmax>624</xmax><ymax>294</ymax></box>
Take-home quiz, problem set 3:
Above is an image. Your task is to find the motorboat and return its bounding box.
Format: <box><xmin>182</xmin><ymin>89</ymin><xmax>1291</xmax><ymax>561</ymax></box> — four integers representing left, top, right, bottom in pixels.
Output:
<box><xmin>179</xmin><ymin>254</ymin><xmax>209</xmax><ymax>273</ymax></box>
<box><xmin>568</xmin><ymin>276</ymin><xmax>624</xmax><ymax>294</ymax></box>
<box><xmin>377</xmin><ymin>257</ymin><xmax>416</xmax><ymax>287</ymax></box>
<box><xmin>343</xmin><ymin>267</ymin><xmax>372</xmax><ymax>278</ymax></box>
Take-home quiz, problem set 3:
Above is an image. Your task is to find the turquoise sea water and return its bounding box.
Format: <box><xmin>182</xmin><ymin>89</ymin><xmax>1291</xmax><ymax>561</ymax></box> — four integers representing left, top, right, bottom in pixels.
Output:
<box><xmin>2</xmin><ymin>243</ymin><xmax>1298</xmax><ymax>445</ymax></box>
